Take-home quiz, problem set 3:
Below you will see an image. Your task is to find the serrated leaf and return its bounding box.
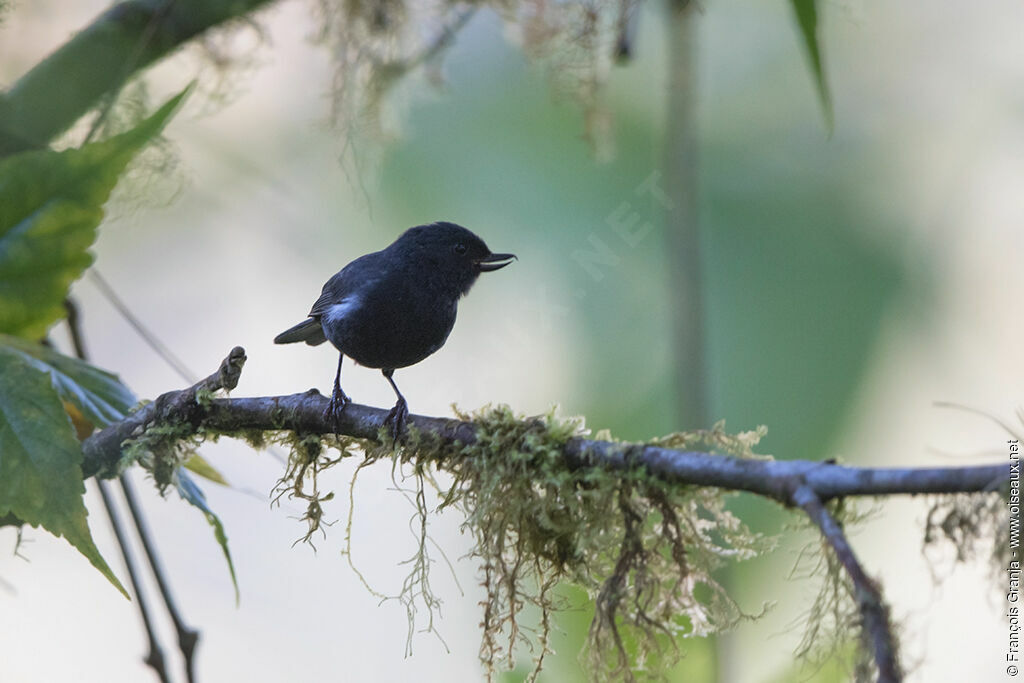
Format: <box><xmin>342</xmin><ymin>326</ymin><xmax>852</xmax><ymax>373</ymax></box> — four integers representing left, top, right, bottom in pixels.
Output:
<box><xmin>183</xmin><ymin>453</ymin><xmax>230</xmax><ymax>486</ymax></box>
<box><xmin>0</xmin><ymin>87</ymin><xmax>191</xmax><ymax>339</ymax></box>
<box><xmin>0</xmin><ymin>346</ymin><xmax>128</xmax><ymax>597</ymax></box>
<box><xmin>0</xmin><ymin>334</ymin><xmax>136</xmax><ymax>427</ymax></box>
<box><xmin>176</xmin><ymin>468</ymin><xmax>239</xmax><ymax>604</ymax></box>
<box><xmin>790</xmin><ymin>0</ymin><xmax>832</xmax><ymax>129</ymax></box>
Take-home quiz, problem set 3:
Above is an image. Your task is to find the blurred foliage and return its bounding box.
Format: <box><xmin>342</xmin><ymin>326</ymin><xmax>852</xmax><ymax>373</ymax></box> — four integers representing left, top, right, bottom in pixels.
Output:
<box><xmin>789</xmin><ymin>0</ymin><xmax>831</xmax><ymax>128</ymax></box>
<box><xmin>0</xmin><ymin>89</ymin><xmax>188</xmax><ymax>338</ymax></box>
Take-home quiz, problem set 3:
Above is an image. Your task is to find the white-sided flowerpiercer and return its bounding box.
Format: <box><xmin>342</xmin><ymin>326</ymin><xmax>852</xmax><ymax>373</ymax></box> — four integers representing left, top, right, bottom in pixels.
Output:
<box><xmin>274</xmin><ymin>221</ymin><xmax>516</xmax><ymax>439</ymax></box>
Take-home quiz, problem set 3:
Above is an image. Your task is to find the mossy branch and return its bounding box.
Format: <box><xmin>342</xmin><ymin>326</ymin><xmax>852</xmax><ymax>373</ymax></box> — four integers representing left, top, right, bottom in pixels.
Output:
<box><xmin>82</xmin><ymin>346</ymin><xmax>247</xmax><ymax>479</ymax></box>
<box><xmin>82</xmin><ymin>357</ymin><xmax>1008</xmax><ymax>501</ymax></box>
<box><xmin>78</xmin><ymin>347</ymin><xmax>1012</xmax><ymax>681</ymax></box>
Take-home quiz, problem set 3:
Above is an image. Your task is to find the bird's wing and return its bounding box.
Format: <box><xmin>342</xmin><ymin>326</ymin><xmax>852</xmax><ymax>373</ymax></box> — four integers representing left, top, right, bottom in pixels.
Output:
<box><xmin>308</xmin><ymin>253</ymin><xmax>381</xmax><ymax>318</ymax></box>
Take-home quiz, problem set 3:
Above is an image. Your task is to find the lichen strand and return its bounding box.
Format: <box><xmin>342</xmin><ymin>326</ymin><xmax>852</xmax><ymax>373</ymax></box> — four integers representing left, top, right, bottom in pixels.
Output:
<box><xmin>416</xmin><ymin>406</ymin><xmax>771</xmax><ymax>682</ymax></box>
<box><xmin>270</xmin><ymin>430</ymin><xmax>365</xmax><ymax>549</ymax></box>
<box><xmin>314</xmin><ymin>0</ymin><xmax>628</xmax><ymax>156</ymax></box>
<box><xmin>923</xmin><ymin>490</ymin><xmax>1010</xmax><ymax>583</ymax></box>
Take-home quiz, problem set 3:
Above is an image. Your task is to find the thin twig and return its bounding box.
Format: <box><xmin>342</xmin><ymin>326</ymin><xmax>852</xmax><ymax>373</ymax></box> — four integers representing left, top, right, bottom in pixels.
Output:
<box><xmin>120</xmin><ymin>473</ymin><xmax>201</xmax><ymax>683</ymax></box>
<box><xmin>95</xmin><ymin>479</ymin><xmax>170</xmax><ymax>683</ymax></box>
<box><xmin>790</xmin><ymin>483</ymin><xmax>901</xmax><ymax>683</ymax></box>
<box><xmin>89</xmin><ymin>271</ymin><xmax>197</xmax><ymax>384</ymax></box>
<box><xmin>63</xmin><ymin>299</ymin><xmax>89</xmax><ymax>359</ymax></box>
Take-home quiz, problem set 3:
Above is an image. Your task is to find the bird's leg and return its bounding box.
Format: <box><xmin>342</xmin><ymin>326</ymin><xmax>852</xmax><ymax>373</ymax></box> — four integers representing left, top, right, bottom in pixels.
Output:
<box><xmin>324</xmin><ymin>353</ymin><xmax>351</xmax><ymax>429</ymax></box>
<box><xmin>381</xmin><ymin>368</ymin><xmax>408</xmax><ymax>446</ymax></box>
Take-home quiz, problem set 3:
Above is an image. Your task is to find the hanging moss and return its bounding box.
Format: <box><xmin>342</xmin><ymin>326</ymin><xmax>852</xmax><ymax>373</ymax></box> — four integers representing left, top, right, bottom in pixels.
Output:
<box><xmin>270</xmin><ymin>405</ymin><xmax>773</xmax><ymax>681</ymax></box>
<box><xmin>923</xmin><ymin>490</ymin><xmax>1010</xmax><ymax>582</ymax></box>
<box><xmin>269</xmin><ymin>430</ymin><xmax>361</xmax><ymax>549</ymax></box>
<box><xmin>121</xmin><ymin>413</ymin><xmax>208</xmax><ymax>493</ymax></box>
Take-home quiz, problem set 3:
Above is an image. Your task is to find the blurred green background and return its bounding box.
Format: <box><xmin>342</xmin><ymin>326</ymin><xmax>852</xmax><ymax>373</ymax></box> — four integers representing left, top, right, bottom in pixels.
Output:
<box><xmin>1</xmin><ymin>1</ymin><xmax>1021</xmax><ymax>681</ymax></box>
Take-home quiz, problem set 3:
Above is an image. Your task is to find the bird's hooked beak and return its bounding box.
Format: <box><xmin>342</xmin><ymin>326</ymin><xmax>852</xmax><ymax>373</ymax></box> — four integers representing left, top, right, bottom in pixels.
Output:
<box><xmin>476</xmin><ymin>252</ymin><xmax>517</xmax><ymax>272</ymax></box>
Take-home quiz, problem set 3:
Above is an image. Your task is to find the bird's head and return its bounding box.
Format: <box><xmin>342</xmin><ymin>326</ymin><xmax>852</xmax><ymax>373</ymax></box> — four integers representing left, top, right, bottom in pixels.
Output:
<box><xmin>393</xmin><ymin>221</ymin><xmax>516</xmax><ymax>296</ymax></box>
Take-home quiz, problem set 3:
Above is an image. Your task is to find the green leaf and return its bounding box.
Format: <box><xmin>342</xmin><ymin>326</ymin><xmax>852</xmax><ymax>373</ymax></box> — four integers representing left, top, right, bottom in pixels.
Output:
<box><xmin>176</xmin><ymin>468</ymin><xmax>239</xmax><ymax>604</ymax></box>
<box><xmin>183</xmin><ymin>453</ymin><xmax>230</xmax><ymax>486</ymax></box>
<box><xmin>0</xmin><ymin>87</ymin><xmax>191</xmax><ymax>339</ymax></box>
<box><xmin>0</xmin><ymin>334</ymin><xmax>136</xmax><ymax>427</ymax></box>
<box><xmin>0</xmin><ymin>346</ymin><xmax>128</xmax><ymax>597</ymax></box>
<box><xmin>789</xmin><ymin>0</ymin><xmax>832</xmax><ymax>129</ymax></box>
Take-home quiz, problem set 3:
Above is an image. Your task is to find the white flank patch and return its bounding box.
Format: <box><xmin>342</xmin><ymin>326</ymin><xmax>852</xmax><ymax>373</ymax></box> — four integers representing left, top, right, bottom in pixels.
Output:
<box><xmin>324</xmin><ymin>295</ymin><xmax>361</xmax><ymax>325</ymax></box>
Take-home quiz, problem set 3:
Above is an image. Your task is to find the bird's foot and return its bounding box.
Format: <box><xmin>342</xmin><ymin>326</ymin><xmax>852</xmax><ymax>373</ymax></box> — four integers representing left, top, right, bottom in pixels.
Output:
<box><xmin>383</xmin><ymin>397</ymin><xmax>409</xmax><ymax>447</ymax></box>
<box><xmin>323</xmin><ymin>387</ymin><xmax>351</xmax><ymax>433</ymax></box>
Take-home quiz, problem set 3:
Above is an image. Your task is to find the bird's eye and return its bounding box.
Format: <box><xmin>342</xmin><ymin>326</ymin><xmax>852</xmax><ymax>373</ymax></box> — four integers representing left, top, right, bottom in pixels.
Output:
<box><xmin>453</xmin><ymin>243</ymin><xmax>468</xmax><ymax>255</ymax></box>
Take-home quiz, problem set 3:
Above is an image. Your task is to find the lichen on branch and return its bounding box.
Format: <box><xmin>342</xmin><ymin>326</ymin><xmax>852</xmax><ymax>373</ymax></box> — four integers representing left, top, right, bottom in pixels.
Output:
<box><xmin>271</xmin><ymin>404</ymin><xmax>772</xmax><ymax>681</ymax></box>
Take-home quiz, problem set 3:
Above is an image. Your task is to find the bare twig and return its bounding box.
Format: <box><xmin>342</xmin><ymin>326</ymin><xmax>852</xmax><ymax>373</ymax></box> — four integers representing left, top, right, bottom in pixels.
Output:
<box><xmin>95</xmin><ymin>478</ymin><xmax>170</xmax><ymax>683</ymax></box>
<box><xmin>63</xmin><ymin>299</ymin><xmax>89</xmax><ymax>359</ymax></box>
<box><xmin>89</xmin><ymin>271</ymin><xmax>198</xmax><ymax>384</ymax></box>
<box><xmin>790</xmin><ymin>483</ymin><xmax>901</xmax><ymax>682</ymax></box>
<box><xmin>120</xmin><ymin>473</ymin><xmax>201</xmax><ymax>683</ymax></box>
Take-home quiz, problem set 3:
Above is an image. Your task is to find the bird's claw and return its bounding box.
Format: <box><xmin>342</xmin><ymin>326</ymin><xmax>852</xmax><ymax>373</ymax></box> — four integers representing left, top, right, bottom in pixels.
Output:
<box><xmin>383</xmin><ymin>397</ymin><xmax>409</xmax><ymax>447</ymax></box>
<box><xmin>323</xmin><ymin>388</ymin><xmax>351</xmax><ymax>433</ymax></box>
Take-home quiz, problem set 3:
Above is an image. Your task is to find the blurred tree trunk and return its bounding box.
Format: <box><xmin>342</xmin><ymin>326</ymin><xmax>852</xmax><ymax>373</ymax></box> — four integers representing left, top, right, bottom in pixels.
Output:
<box><xmin>665</xmin><ymin>0</ymin><xmax>708</xmax><ymax>430</ymax></box>
<box><xmin>664</xmin><ymin>3</ymin><xmax>720</xmax><ymax>678</ymax></box>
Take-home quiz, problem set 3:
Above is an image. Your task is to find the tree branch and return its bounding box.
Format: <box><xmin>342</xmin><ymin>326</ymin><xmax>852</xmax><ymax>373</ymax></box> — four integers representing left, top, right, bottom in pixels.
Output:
<box><xmin>82</xmin><ymin>346</ymin><xmax>246</xmax><ymax>478</ymax></box>
<box><xmin>0</xmin><ymin>0</ymin><xmax>279</xmax><ymax>155</ymax></box>
<box><xmin>791</xmin><ymin>483</ymin><xmax>901</xmax><ymax>682</ymax></box>
<box><xmin>80</xmin><ymin>347</ymin><xmax>1010</xmax><ymax>506</ymax></box>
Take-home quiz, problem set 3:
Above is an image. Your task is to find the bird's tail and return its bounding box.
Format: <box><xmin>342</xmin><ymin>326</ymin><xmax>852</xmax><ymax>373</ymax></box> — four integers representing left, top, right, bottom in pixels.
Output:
<box><xmin>274</xmin><ymin>318</ymin><xmax>327</xmax><ymax>346</ymax></box>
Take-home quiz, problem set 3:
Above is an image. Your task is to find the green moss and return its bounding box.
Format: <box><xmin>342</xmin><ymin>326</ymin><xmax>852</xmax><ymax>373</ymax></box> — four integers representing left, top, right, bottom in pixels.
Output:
<box><xmin>269</xmin><ymin>429</ymin><xmax>364</xmax><ymax>549</ymax></box>
<box><xmin>122</xmin><ymin>419</ymin><xmax>206</xmax><ymax>493</ymax></box>
<box><xmin>192</xmin><ymin>403</ymin><xmax>773</xmax><ymax>681</ymax></box>
<box><xmin>367</xmin><ymin>405</ymin><xmax>772</xmax><ymax>682</ymax></box>
<box><xmin>194</xmin><ymin>387</ymin><xmax>217</xmax><ymax>408</ymax></box>
<box><xmin>236</xmin><ymin>427</ymin><xmax>269</xmax><ymax>450</ymax></box>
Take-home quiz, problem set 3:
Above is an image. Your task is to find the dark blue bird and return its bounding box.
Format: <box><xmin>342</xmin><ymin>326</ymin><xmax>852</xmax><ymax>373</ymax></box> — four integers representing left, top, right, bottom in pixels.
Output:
<box><xmin>274</xmin><ymin>221</ymin><xmax>515</xmax><ymax>438</ymax></box>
